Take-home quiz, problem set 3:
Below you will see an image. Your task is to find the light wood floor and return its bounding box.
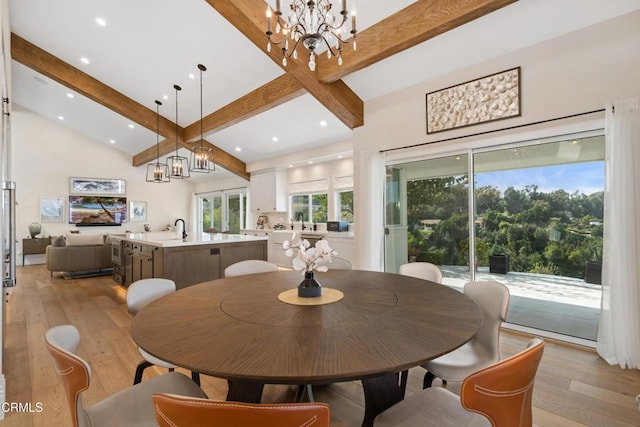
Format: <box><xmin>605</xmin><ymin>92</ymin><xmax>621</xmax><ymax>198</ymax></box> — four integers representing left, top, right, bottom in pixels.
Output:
<box><xmin>3</xmin><ymin>265</ymin><xmax>640</xmax><ymax>426</ymax></box>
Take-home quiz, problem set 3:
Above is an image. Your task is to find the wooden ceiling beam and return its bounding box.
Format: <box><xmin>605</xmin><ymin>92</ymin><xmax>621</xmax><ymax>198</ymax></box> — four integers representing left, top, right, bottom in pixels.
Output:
<box><xmin>206</xmin><ymin>0</ymin><xmax>364</xmax><ymax>129</ymax></box>
<box><xmin>317</xmin><ymin>0</ymin><xmax>518</xmax><ymax>83</ymax></box>
<box><xmin>12</xmin><ymin>33</ymin><xmax>249</xmax><ymax>180</ymax></box>
<box><xmin>11</xmin><ymin>33</ymin><xmax>178</xmax><ymax>140</ymax></box>
<box><xmin>132</xmin><ymin>137</ymin><xmax>249</xmax><ymax>180</ymax></box>
<box><xmin>186</xmin><ymin>140</ymin><xmax>250</xmax><ymax>180</ymax></box>
<box><xmin>184</xmin><ymin>73</ymin><xmax>304</xmax><ymax>141</ymax></box>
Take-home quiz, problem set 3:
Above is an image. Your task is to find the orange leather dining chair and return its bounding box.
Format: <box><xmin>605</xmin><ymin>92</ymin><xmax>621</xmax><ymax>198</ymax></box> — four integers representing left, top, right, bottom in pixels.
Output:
<box><xmin>44</xmin><ymin>324</ymin><xmax>206</xmax><ymax>427</ymax></box>
<box><xmin>374</xmin><ymin>337</ymin><xmax>544</xmax><ymax>427</ymax></box>
<box><xmin>153</xmin><ymin>393</ymin><xmax>331</xmax><ymax>427</ymax></box>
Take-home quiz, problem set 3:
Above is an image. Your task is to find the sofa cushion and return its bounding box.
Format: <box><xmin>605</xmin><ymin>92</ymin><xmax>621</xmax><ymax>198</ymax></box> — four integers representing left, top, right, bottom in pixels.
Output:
<box><xmin>65</xmin><ymin>233</ymin><xmax>104</xmax><ymax>246</ymax></box>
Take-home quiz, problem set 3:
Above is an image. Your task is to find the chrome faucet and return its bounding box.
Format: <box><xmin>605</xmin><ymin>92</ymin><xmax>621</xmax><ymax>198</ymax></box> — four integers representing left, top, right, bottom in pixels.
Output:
<box><xmin>296</xmin><ymin>212</ymin><xmax>306</xmax><ymax>231</ymax></box>
<box><xmin>175</xmin><ymin>218</ymin><xmax>187</xmax><ymax>239</ymax></box>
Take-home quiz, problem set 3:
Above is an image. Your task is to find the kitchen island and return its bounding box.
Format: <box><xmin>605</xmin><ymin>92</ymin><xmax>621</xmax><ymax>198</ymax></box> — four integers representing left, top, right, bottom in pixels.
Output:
<box><xmin>117</xmin><ymin>232</ymin><xmax>268</xmax><ymax>289</ymax></box>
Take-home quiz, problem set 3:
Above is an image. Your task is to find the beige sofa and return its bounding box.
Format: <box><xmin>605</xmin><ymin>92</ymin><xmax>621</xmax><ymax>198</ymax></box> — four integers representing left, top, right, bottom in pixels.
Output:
<box><xmin>46</xmin><ymin>233</ymin><xmax>112</xmax><ymax>277</ymax></box>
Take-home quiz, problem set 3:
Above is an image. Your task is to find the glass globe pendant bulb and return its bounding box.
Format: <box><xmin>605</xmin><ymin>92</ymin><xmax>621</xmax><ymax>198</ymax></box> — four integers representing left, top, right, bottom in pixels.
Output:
<box><xmin>308</xmin><ymin>53</ymin><xmax>316</xmax><ymax>71</ymax></box>
<box><xmin>282</xmin><ymin>56</ymin><xmax>287</xmax><ymax>66</ymax></box>
<box><xmin>293</xmin><ymin>49</ymin><xmax>298</xmax><ymax>59</ymax></box>
<box><xmin>267</xmin><ymin>41</ymin><xmax>272</xmax><ymax>52</ymax></box>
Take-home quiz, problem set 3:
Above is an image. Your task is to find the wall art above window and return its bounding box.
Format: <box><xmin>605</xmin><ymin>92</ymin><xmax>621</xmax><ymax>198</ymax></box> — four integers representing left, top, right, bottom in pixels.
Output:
<box><xmin>426</xmin><ymin>67</ymin><xmax>521</xmax><ymax>134</ymax></box>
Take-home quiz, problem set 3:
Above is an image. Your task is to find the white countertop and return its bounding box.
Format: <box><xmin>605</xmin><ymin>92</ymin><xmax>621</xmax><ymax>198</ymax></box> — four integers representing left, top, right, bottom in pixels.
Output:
<box><xmin>121</xmin><ymin>231</ymin><xmax>268</xmax><ymax>248</ymax></box>
<box><xmin>240</xmin><ymin>228</ymin><xmax>353</xmax><ymax>239</ymax></box>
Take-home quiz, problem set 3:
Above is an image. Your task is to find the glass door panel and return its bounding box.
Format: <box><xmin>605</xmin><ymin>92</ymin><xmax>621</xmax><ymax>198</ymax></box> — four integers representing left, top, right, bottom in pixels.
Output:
<box><xmin>384</xmin><ymin>155</ymin><xmax>470</xmax><ymax>283</ymax></box>
<box><xmin>473</xmin><ymin>135</ymin><xmax>604</xmax><ymax>341</ymax></box>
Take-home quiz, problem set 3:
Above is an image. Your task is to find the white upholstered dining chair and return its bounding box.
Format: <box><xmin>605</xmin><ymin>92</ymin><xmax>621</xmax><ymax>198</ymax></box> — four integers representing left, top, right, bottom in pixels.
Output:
<box><xmin>127</xmin><ymin>278</ymin><xmax>200</xmax><ymax>385</ymax></box>
<box><xmin>224</xmin><ymin>259</ymin><xmax>278</xmax><ymax>277</ymax></box>
<box><xmin>316</xmin><ymin>256</ymin><xmax>352</xmax><ymax>270</ymax></box>
<box><xmin>399</xmin><ymin>262</ymin><xmax>443</xmax><ymax>283</ymax></box>
<box><xmin>422</xmin><ymin>280</ymin><xmax>510</xmax><ymax>388</ymax></box>
<box><xmin>44</xmin><ymin>324</ymin><xmax>206</xmax><ymax>427</ymax></box>
<box><xmin>374</xmin><ymin>338</ymin><xmax>544</xmax><ymax>427</ymax></box>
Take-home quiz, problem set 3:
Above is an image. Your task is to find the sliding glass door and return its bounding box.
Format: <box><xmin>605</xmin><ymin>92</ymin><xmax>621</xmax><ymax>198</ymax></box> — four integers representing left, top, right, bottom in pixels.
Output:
<box><xmin>384</xmin><ymin>133</ymin><xmax>604</xmax><ymax>342</ymax></box>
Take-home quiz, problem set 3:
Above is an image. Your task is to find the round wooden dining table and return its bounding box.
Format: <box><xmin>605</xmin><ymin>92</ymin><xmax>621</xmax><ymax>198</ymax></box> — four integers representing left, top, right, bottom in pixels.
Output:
<box><xmin>131</xmin><ymin>269</ymin><xmax>483</xmax><ymax>426</ymax></box>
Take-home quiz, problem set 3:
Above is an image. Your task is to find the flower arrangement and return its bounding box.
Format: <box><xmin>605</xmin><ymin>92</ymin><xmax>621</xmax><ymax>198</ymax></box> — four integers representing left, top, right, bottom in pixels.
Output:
<box><xmin>283</xmin><ymin>232</ymin><xmax>337</xmax><ymax>274</ymax></box>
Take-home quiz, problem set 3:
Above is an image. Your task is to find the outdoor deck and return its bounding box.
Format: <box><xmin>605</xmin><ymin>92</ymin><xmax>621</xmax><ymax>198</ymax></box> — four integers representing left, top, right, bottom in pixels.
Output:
<box><xmin>440</xmin><ymin>266</ymin><xmax>601</xmax><ymax>342</ymax></box>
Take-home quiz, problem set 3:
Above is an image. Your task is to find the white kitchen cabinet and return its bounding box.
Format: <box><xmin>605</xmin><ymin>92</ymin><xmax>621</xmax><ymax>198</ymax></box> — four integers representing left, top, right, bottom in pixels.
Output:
<box><xmin>250</xmin><ymin>169</ymin><xmax>288</xmax><ymax>212</ymax></box>
<box><xmin>325</xmin><ymin>234</ymin><xmax>354</xmax><ymax>265</ymax></box>
<box><xmin>268</xmin><ymin>231</ymin><xmax>293</xmax><ymax>268</ymax></box>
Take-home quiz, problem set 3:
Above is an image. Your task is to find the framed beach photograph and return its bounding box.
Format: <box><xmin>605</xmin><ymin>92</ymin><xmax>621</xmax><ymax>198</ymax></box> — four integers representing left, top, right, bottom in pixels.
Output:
<box><xmin>130</xmin><ymin>201</ymin><xmax>147</xmax><ymax>222</ymax></box>
<box><xmin>40</xmin><ymin>197</ymin><xmax>65</xmax><ymax>223</ymax></box>
<box><xmin>70</xmin><ymin>177</ymin><xmax>126</xmax><ymax>195</ymax></box>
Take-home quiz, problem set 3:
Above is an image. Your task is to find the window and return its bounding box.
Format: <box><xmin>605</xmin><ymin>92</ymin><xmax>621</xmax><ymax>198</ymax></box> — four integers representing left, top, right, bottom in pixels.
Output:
<box><xmin>337</xmin><ymin>190</ymin><xmax>354</xmax><ymax>222</ymax></box>
<box><xmin>197</xmin><ymin>189</ymin><xmax>246</xmax><ymax>234</ymax></box>
<box><xmin>290</xmin><ymin>193</ymin><xmax>328</xmax><ymax>223</ymax></box>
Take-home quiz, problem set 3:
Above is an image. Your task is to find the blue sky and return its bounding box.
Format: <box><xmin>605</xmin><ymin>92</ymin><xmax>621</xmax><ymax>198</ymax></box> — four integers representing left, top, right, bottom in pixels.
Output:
<box><xmin>475</xmin><ymin>161</ymin><xmax>605</xmax><ymax>195</ymax></box>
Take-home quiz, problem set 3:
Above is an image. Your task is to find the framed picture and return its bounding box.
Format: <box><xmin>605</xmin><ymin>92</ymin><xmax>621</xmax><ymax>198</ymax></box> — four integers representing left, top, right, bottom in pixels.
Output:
<box><xmin>70</xmin><ymin>177</ymin><xmax>126</xmax><ymax>195</ymax></box>
<box><xmin>40</xmin><ymin>198</ymin><xmax>65</xmax><ymax>223</ymax></box>
<box><xmin>426</xmin><ymin>67</ymin><xmax>521</xmax><ymax>134</ymax></box>
<box><xmin>130</xmin><ymin>201</ymin><xmax>147</xmax><ymax>222</ymax></box>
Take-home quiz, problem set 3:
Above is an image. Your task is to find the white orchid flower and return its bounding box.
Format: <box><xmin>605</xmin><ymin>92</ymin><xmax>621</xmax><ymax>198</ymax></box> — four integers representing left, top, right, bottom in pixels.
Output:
<box><xmin>283</xmin><ymin>234</ymin><xmax>335</xmax><ymax>274</ymax></box>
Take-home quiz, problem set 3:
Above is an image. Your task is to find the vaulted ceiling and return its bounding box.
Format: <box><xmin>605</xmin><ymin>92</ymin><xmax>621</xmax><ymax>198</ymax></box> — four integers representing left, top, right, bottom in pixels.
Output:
<box><xmin>9</xmin><ymin>0</ymin><xmax>640</xmax><ymax>181</ymax></box>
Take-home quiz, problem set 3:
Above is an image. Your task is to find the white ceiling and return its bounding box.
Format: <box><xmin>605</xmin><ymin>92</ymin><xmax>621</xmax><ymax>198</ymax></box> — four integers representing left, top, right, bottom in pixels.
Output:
<box><xmin>9</xmin><ymin>0</ymin><xmax>640</xmax><ymax>180</ymax></box>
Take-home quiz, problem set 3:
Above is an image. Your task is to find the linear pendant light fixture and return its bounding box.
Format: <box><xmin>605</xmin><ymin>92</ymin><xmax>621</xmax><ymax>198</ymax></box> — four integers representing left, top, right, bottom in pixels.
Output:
<box><xmin>166</xmin><ymin>84</ymin><xmax>190</xmax><ymax>179</ymax></box>
<box><xmin>190</xmin><ymin>64</ymin><xmax>214</xmax><ymax>173</ymax></box>
<box><xmin>146</xmin><ymin>100</ymin><xmax>170</xmax><ymax>183</ymax></box>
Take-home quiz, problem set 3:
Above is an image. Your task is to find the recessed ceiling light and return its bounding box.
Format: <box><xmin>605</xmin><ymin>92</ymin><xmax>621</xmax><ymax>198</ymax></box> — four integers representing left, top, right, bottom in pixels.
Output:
<box><xmin>95</xmin><ymin>17</ymin><xmax>107</xmax><ymax>27</ymax></box>
<box><xmin>57</xmin><ymin>116</ymin><xmax>64</xmax><ymax>120</ymax></box>
<box><xmin>235</xmin><ymin>147</ymin><xmax>242</xmax><ymax>152</ymax></box>
<box><xmin>320</xmin><ymin>120</ymin><xmax>327</xmax><ymax>127</ymax></box>
<box><xmin>455</xmin><ymin>156</ymin><xmax>461</xmax><ymax>160</ymax></box>
<box><xmin>109</xmin><ymin>139</ymin><xmax>116</xmax><ymax>144</ymax></box>
<box><xmin>188</xmin><ymin>73</ymin><xmax>195</xmax><ymax>79</ymax></box>
<box><xmin>162</xmin><ymin>95</ymin><xmax>168</xmax><ymax>100</ymax></box>
<box><xmin>80</xmin><ymin>57</ymin><xmax>90</xmax><ymax>64</ymax></box>
<box><xmin>272</xmin><ymin>136</ymin><xmax>278</xmax><ymax>142</ymax></box>
<box><xmin>338</xmin><ymin>155</ymin><xmax>343</xmax><ymax>159</ymax></box>
<box><xmin>128</xmin><ymin>124</ymin><xmax>135</xmax><ymax>129</ymax></box>
<box><xmin>66</xmin><ymin>93</ymin><xmax>74</xmax><ymax>99</ymax></box>
<box><xmin>288</xmin><ymin>165</ymin><xmax>293</xmax><ymax>168</ymax></box>
<box><xmin>571</xmin><ymin>140</ymin><xmax>579</xmax><ymax>144</ymax></box>
<box><xmin>308</xmin><ymin>160</ymin><xmax>313</xmax><ymax>164</ymax></box>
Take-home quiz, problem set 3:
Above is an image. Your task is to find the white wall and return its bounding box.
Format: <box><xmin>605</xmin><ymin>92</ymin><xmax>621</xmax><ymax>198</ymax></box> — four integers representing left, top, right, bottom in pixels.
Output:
<box><xmin>353</xmin><ymin>10</ymin><xmax>640</xmax><ymax>271</ymax></box>
<box><xmin>12</xmin><ymin>106</ymin><xmax>195</xmax><ymax>264</ymax></box>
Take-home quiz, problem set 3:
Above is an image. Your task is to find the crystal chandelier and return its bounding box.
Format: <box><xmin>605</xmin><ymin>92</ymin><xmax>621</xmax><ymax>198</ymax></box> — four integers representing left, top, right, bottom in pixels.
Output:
<box><xmin>190</xmin><ymin>64</ymin><xmax>214</xmax><ymax>173</ymax></box>
<box><xmin>145</xmin><ymin>100</ymin><xmax>170</xmax><ymax>183</ymax></box>
<box><xmin>166</xmin><ymin>84</ymin><xmax>190</xmax><ymax>179</ymax></box>
<box><xmin>266</xmin><ymin>0</ymin><xmax>357</xmax><ymax>71</ymax></box>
